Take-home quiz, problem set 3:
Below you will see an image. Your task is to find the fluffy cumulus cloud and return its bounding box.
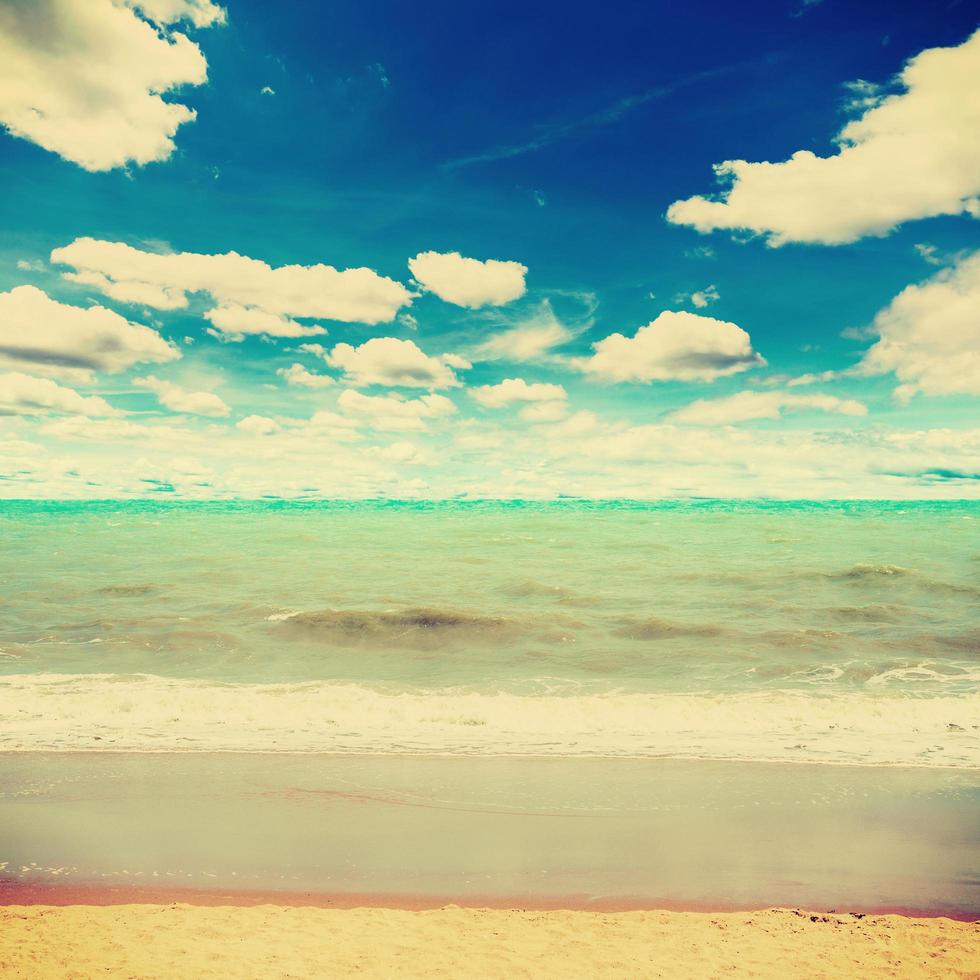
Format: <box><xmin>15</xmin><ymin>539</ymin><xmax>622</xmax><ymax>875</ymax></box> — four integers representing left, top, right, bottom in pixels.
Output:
<box><xmin>408</xmin><ymin>251</ymin><xmax>527</xmax><ymax>308</ymax></box>
<box><xmin>236</xmin><ymin>414</ymin><xmax>279</xmax><ymax>435</ymax></box>
<box><xmin>326</xmin><ymin>338</ymin><xmax>469</xmax><ymax>388</ymax></box>
<box><xmin>51</xmin><ymin>238</ymin><xmax>413</xmax><ymax>328</ymax></box>
<box><xmin>0</xmin><ymin>0</ymin><xmax>224</xmax><ymax>172</ymax></box>
<box><xmin>858</xmin><ymin>250</ymin><xmax>980</xmax><ymax>401</ymax></box>
<box><xmin>575</xmin><ymin>310</ymin><xmax>765</xmax><ymax>383</ymax></box>
<box><xmin>688</xmin><ymin>285</ymin><xmax>719</xmax><ymax>309</ymax></box>
<box><xmin>0</xmin><ymin>285</ymin><xmax>178</xmax><ymax>380</ymax></box>
<box><xmin>125</xmin><ymin>1</ymin><xmax>226</xmax><ymax>28</ymax></box>
<box><xmin>337</xmin><ymin>389</ymin><xmax>456</xmax><ymax>431</ymax></box>
<box><xmin>471</xmin><ymin>378</ymin><xmax>569</xmax><ymax>423</ymax></box>
<box><xmin>667</xmin><ymin>29</ymin><xmax>980</xmax><ymax>245</ymax></box>
<box><xmin>0</xmin><ymin>372</ymin><xmax>119</xmax><ymax>417</ymax></box>
<box><xmin>471</xmin><ymin>378</ymin><xmax>567</xmax><ymax>407</ymax></box>
<box><xmin>204</xmin><ymin>306</ymin><xmax>326</xmax><ymax>342</ymax></box>
<box><xmin>277</xmin><ymin>363</ymin><xmax>335</xmax><ymax>388</ymax></box>
<box><xmin>669</xmin><ymin>390</ymin><xmax>867</xmax><ymax>425</ymax></box>
<box><xmin>133</xmin><ymin>375</ymin><xmax>230</xmax><ymax>416</ymax></box>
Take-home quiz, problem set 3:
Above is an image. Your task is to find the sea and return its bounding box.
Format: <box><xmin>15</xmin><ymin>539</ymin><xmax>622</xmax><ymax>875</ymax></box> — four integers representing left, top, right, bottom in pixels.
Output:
<box><xmin>1</xmin><ymin>499</ymin><xmax>977</xmax><ymax>768</ymax></box>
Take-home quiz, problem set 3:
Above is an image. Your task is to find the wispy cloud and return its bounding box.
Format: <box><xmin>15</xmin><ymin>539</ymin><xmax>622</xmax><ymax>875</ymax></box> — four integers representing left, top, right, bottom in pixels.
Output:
<box><xmin>440</xmin><ymin>57</ymin><xmax>775</xmax><ymax>172</ymax></box>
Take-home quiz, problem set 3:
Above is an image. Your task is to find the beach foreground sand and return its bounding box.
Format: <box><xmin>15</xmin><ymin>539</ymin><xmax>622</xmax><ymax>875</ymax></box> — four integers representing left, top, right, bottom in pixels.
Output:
<box><xmin>1</xmin><ymin>904</ymin><xmax>977</xmax><ymax>979</ymax></box>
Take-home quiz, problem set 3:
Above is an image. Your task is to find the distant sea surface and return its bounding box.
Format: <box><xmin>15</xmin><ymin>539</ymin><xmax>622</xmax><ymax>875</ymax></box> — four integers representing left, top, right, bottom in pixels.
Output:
<box><xmin>1</xmin><ymin>500</ymin><xmax>978</xmax><ymax>768</ymax></box>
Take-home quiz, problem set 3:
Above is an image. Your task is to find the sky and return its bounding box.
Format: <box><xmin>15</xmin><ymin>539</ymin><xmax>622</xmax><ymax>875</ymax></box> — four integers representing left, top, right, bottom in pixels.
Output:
<box><xmin>0</xmin><ymin>0</ymin><xmax>978</xmax><ymax>499</ymax></box>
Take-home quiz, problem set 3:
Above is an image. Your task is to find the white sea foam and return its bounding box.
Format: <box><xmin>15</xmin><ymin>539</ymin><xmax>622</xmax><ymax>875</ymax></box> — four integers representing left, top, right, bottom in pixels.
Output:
<box><xmin>0</xmin><ymin>673</ymin><xmax>976</xmax><ymax>768</ymax></box>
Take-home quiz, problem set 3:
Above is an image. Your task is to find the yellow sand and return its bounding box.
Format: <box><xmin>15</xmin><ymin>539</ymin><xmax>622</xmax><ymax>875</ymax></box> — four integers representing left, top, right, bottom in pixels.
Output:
<box><xmin>1</xmin><ymin>904</ymin><xmax>977</xmax><ymax>979</ymax></box>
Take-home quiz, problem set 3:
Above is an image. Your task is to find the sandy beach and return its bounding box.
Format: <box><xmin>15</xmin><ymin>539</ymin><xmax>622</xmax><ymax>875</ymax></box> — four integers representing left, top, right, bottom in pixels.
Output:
<box><xmin>1</xmin><ymin>901</ymin><xmax>977</xmax><ymax>979</ymax></box>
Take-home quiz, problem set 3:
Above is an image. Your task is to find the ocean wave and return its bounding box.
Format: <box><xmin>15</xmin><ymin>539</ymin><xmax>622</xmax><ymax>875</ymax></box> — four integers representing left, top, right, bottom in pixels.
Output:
<box><xmin>0</xmin><ymin>673</ymin><xmax>976</xmax><ymax>768</ymax></box>
<box><xmin>836</xmin><ymin>563</ymin><xmax>912</xmax><ymax>579</ymax></box>
<box><xmin>866</xmin><ymin>662</ymin><xmax>980</xmax><ymax>688</ymax></box>
<box><xmin>96</xmin><ymin>585</ymin><xmax>161</xmax><ymax>597</ymax></box>
<box><xmin>612</xmin><ymin>617</ymin><xmax>727</xmax><ymax>640</ymax></box>
<box><xmin>824</xmin><ymin>564</ymin><xmax>980</xmax><ymax>596</ymax></box>
<box><xmin>269</xmin><ymin>607</ymin><xmax>522</xmax><ymax>647</ymax></box>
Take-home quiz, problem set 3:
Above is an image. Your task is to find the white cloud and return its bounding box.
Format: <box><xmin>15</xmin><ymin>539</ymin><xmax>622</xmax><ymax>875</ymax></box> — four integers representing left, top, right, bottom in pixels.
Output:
<box><xmin>471</xmin><ymin>377</ymin><xmax>569</xmax><ymax>424</ymax></box>
<box><xmin>337</xmin><ymin>389</ymin><xmax>456</xmax><ymax>431</ymax></box>
<box><xmin>914</xmin><ymin>243</ymin><xmax>944</xmax><ymax>266</ymax></box>
<box><xmin>0</xmin><ymin>0</ymin><xmax>223</xmax><ymax>172</ymax></box>
<box><xmin>471</xmin><ymin>378</ymin><xmax>567</xmax><ymax>408</ymax></box>
<box><xmin>0</xmin><ymin>372</ymin><xmax>119</xmax><ymax>417</ymax></box>
<box><xmin>277</xmin><ymin>363</ymin><xmax>335</xmax><ymax>388</ymax></box>
<box><xmin>575</xmin><ymin>310</ymin><xmax>765</xmax><ymax>383</ymax></box>
<box><xmin>236</xmin><ymin>415</ymin><xmax>278</xmax><ymax>435</ymax></box>
<box><xmin>785</xmin><ymin>370</ymin><xmax>840</xmax><ymax>387</ymax></box>
<box><xmin>304</xmin><ymin>409</ymin><xmax>362</xmax><ymax>438</ymax></box>
<box><xmin>473</xmin><ymin>300</ymin><xmax>578</xmax><ymax>362</ymax></box>
<box><xmin>296</xmin><ymin>343</ymin><xmax>329</xmax><ymax>356</ymax></box>
<box><xmin>205</xmin><ymin>305</ymin><xmax>326</xmax><ymax>341</ymax></box>
<box><xmin>518</xmin><ymin>400</ymin><xmax>569</xmax><ymax>423</ymax></box>
<box><xmin>133</xmin><ymin>375</ymin><xmax>230</xmax><ymax>416</ymax></box>
<box><xmin>858</xmin><ymin>250</ymin><xmax>980</xmax><ymax>401</ymax></box>
<box><xmin>124</xmin><ymin>1</ymin><xmax>226</xmax><ymax>28</ymax></box>
<box><xmin>52</xmin><ymin>238</ymin><xmax>413</xmax><ymax>326</ymax></box>
<box><xmin>669</xmin><ymin>390</ymin><xmax>867</xmax><ymax>425</ymax></box>
<box><xmin>375</xmin><ymin>441</ymin><xmax>425</xmax><ymax>463</ymax></box>
<box><xmin>408</xmin><ymin>251</ymin><xmax>527</xmax><ymax>308</ymax></box>
<box><xmin>326</xmin><ymin>338</ymin><xmax>469</xmax><ymax>388</ymax></box>
<box><xmin>667</xmin><ymin>29</ymin><xmax>980</xmax><ymax>245</ymax></box>
<box><xmin>0</xmin><ymin>285</ymin><xmax>178</xmax><ymax>380</ymax></box>
<box><xmin>689</xmin><ymin>285</ymin><xmax>719</xmax><ymax>309</ymax></box>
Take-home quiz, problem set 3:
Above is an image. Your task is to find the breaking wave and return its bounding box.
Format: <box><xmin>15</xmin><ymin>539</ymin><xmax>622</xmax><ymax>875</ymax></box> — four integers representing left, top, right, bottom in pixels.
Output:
<box><xmin>1</xmin><ymin>673</ymin><xmax>976</xmax><ymax>768</ymax></box>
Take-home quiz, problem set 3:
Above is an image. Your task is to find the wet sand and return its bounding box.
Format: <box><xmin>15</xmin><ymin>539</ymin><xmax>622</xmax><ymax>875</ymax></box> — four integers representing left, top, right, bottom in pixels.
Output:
<box><xmin>2</xmin><ymin>753</ymin><xmax>978</xmax><ymax>915</ymax></box>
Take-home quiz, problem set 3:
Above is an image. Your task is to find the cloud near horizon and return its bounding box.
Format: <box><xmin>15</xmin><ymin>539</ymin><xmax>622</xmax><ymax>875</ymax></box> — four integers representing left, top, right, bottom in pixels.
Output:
<box><xmin>0</xmin><ymin>372</ymin><xmax>120</xmax><ymax>418</ymax></box>
<box><xmin>857</xmin><ymin>250</ymin><xmax>980</xmax><ymax>401</ymax></box>
<box><xmin>669</xmin><ymin>390</ymin><xmax>867</xmax><ymax>425</ymax></box>
<box><xmin>337</xmin><ymin>389</ymin><xmax>457</xmax><ymax>431</ymax></box>
<box><xmin>133</xmin><ymin>375</ymin><xmax>231</xmax><ymax>416</ymax></box>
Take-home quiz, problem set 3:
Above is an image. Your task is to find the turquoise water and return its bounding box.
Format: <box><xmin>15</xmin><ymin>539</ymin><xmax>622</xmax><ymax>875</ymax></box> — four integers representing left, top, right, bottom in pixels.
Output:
<box><xmin>1</xmin><ymin>500</ymin><xmax>978</xmax><ymax>765</ymax></box>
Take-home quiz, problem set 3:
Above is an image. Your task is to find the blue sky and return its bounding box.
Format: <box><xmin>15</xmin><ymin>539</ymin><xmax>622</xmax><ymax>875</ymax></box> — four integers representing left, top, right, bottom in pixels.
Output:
<box><xmin>0</xmin><ymin>0</ymin><xmax>978</xmax><ymax>498</ymax></box>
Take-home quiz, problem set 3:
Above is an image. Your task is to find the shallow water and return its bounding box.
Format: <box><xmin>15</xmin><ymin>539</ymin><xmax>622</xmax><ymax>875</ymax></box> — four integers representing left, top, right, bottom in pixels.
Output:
<box><xmin>1</xmin><ymin>500</ymin><xmax>978</xmax><ymax>765</ymax></box>
<box><xmin>2</xmin><ymin>753</ymin><xmax>978</xmax><ymax>914</ymax></box>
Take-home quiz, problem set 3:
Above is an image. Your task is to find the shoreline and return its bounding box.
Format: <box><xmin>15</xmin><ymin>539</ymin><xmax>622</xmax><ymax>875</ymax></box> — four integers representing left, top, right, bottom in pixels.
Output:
<box><xmin>1</xmin><ymin>747</ymin><xmax>978</xmax><ymax>774</ymax></box>
<box><xmin>2</xmin><ymin>880</ymin><xmax>977</xmax><ymax>921</ymax></box>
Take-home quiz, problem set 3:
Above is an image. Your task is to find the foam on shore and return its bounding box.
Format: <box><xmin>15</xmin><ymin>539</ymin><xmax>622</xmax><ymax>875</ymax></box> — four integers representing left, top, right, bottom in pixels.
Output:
<box><xmin>1</xmin><ymin>672</ymin><xmax>977</xmax><ymax>767</ymax></box>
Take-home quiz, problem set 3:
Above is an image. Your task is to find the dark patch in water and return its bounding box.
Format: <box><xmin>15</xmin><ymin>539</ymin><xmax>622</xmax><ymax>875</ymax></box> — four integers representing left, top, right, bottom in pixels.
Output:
<box><xmin>761</xmin><ymin>628</ymin><xmax>845</xmax><ymax>647</ymax></box>
<box><xmin>827</xmin><ymin>604</ymin><xmax>911</xmax><ymax>623</ymax></box>
<box><xmin>97</xmin><ymin>585</ymin><xmax>159</xmax><ymax>597</ymax></box>
<box><xmin>501</xmin><ymin>579</ymin><xmax>575</xmax><ymax>600</ymax></box>
<box><xmin>612</xmin><ymin>616</ymin><xmax>726</xmax><ymax>641</ymax></box>
<box><xmin>835</xmin><ymin>563</ymin><xmax>911</xmax><ymax>580</ymax></box>
<box><xmin>921</xmin><ymin>629</ymin><xmax>980</xmax><ymax>654</ymax></box>
<box><xmin>824</xmin><ymin>565</ymin><xmax>980</xmax><ymax>597</ymax></box>
<box><xmin>276</xmin><ymin>607</ymin><xmax>519</xmax><ymax>647</ymax></box>
<box><xmin>499</xmin><ymin>579</ymin><xmax>601</xmax><ymax>607</ymax></box>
